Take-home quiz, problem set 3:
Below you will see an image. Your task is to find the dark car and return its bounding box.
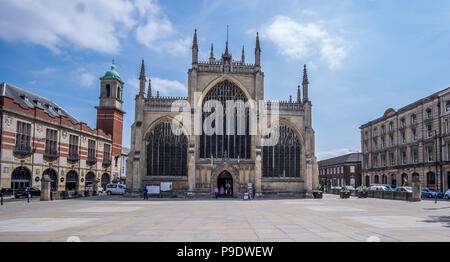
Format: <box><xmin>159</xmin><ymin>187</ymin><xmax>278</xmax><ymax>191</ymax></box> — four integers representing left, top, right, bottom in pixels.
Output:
<box><xmin>14</xmin><ymin>187</ymin><xmax>41</xmax><ymax>198</ymax></box>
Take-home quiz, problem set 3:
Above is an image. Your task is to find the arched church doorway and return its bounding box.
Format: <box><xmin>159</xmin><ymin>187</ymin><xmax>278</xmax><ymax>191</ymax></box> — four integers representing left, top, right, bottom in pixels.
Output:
<box><xmin>217</xmin><ymin>171</ymin><xmax>233</xmax><ymax>198</ymax></box>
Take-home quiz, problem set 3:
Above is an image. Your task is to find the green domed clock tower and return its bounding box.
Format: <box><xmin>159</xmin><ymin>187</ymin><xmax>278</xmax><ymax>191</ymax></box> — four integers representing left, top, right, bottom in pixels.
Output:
<box><xmin>96</xmin><ymin>61</ymin><xmax>125</xmax><ymax>167</ymax></box>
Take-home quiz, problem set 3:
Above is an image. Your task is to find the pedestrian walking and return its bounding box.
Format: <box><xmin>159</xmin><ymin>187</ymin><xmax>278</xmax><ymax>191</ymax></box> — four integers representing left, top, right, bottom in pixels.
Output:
<box><xmin>143</xmin><ymin>186</ymin><xmax>148</xmax><ymax>200</ymax></box>
<box><xmin>220</xmin><ymin>186</ymin><xmax>224</xmax><ymax>197</ymax></box>
<box><xmin>214</xmin><ymin>187</ymin><xmax>219</xmax><ymax>199</ymax></box>
<box><xmin>26</xmin><ymin>188</ymin><xmax>30</xmax><ymax>203</ymax></box>
<box><xmin>1</xmin><ymin>188</ymin><xmax>3</xmax><ymax>206</ymax></box>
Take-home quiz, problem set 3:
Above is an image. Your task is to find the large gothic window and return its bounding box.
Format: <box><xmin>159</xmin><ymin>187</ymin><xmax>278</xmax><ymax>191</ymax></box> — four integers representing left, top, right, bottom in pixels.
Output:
<box><xmin>199</xmin><ymin>80</ymin><xmax>251</xmax><ymax>159</ymax></box>
<box><xmin>147</xmin><ymin>121</ymin><xmax>188</xmax><ymax>176</ymax></box>
<box><xmin>262</xmin><ymin>125</ymin><xmax>301</xmax><ymax>177</ymax></box>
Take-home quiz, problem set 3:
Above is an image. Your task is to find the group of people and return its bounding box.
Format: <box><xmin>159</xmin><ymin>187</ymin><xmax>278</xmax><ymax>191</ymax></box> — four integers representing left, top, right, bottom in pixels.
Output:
<box><xmin>214</xmin><ymin>185</ymin><xmax>232</xmax><ymax>198</ymax></box>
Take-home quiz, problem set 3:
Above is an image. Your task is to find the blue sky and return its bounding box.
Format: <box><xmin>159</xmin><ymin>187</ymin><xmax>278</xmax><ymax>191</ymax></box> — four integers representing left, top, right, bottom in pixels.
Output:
<box><xmin>1</xmin><ymin>0</ymin><xmax>450</xmax><ymax>160</ymax></box>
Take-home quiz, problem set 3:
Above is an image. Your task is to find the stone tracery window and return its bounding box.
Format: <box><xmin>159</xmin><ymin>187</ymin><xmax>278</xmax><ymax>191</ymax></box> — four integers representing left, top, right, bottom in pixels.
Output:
<box><xmin>199</xmin><ymin>80</ymin><xmax>251</xmax><ymax>159</ymax></box>
<box><xmin>262</xmin><ymin>124</ymin><xmax>301</xmax><ymax>178</ymax></box>
<box><xmin>147</xmin><ymin>121</ymin><xmax>187</xmax><ymax>176</ymax></box>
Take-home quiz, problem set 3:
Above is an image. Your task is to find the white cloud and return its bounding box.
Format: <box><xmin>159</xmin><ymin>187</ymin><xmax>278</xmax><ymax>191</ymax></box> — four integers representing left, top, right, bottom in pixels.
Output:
<box><xmin>0</xmin><ymin>0</ymin><xmax>189</xmax><ymax>55</ymax></box>
<box><xmin>298</xmin><ymin>9</ymin><xmax>319</xmax><ymax>17</ymax></box>
<box><xmin>134</xmin><ymin>1</ymin><xmax>190</xmax><ymax>55</ymax></box>
<box><xmin>127</xmin><ymin>77</ymin><xmax>186</xmax><ymax>96</ymax></box>
<box><xmin>317</xmin><ymin>148</ymin><xmax>359</xmax><ymax>161</ymax></box>
<box><xmin>152</xmin><ymin>77</ymin><xmax>187</xmax><ymax>96</ymax></box>
<box><xmin>127</xmin><ymin>79</ymin><xmax>140</xmax><ymax>94</ymax></box>
<box><xmin>261</xmin><ymin>15</ymin><xmax>348</xmax><ymax>70</ymax></box>
<box><xmin>80</xmin><ymin>73</ymin><xmax>96</xmax><ymax>87</ymax></box>
<box><xmin>32</xmin><ymin>67</ymin><xmax>57</xmax><ymax>76</ymax></box>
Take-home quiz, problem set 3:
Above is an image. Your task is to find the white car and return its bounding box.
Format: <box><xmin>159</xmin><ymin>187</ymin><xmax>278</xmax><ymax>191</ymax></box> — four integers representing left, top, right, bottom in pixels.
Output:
<box><xmin>368</xmin><ymin>185</ymin><xmax>389</xmax><ymax>191</ymax></box>
<box><xmin>445</xmin><ymin>189</ymin><xmax>450</xmax><ymax>199</ymax></box>
<box><xmin>86</xmin><ymin>185</ymin><xmax>104</xmax><ymax>193</ymax></box>
<box><xmin>105</xmin><ymin>183</ymin><xmax>125</xmax><ymax>195</ymax></box>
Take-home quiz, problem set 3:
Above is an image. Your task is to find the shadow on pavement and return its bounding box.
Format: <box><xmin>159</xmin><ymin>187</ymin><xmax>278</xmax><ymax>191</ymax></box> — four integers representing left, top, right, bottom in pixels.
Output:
<box><xmin>420</xmin><ymin>216</ymin><xmax>450</xmax><ymax>228</ymax></box>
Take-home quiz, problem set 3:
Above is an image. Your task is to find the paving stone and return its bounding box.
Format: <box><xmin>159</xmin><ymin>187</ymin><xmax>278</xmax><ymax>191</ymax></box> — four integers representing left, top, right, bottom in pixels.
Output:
<box><xmin>0</xmin><ymin>194</ymin><xmax>449</xmax><ymax>241</ymax></box>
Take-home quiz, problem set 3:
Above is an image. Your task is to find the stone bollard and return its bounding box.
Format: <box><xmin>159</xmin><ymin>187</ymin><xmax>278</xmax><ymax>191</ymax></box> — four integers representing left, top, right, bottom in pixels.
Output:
<box><xmin>40</xmin><ymin>174</ymin><xmax>52</xmax><ymax>201</ymax></box>
<box><xmin>411</xmin><ymin>175</ymin><xmax>421</xmax><ymax>202</ymax></box>
<box><xmin>92</xmin><ymin>178</ymin><xmax>100</xmax><ymax>196</ymax></box>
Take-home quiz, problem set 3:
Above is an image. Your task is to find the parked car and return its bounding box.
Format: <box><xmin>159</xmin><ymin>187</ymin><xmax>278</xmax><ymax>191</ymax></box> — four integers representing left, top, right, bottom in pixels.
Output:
<box><xmin>331</xmin><ymin>185</ymin><xmax>342</xmax><ymax>190</ymax></box>
<box><xmin>395</xmin><ymin>186</ymin><xmax>412</xmax><ymax>192</ymax></box>
<box><xmin>370</xmin><ymin>184</ymin><xmax>395</xmax><ymax>191</ymax></box>
<box><xmin>444</xmin><ymin>189</ymin><xmax>450</xmax><ymax>199</ymax></box>
<box><xmin>344</xmin><ymin>186</ymin><xmax>355</xmax><ymax>191</ymax></box>
<box><xmin>14</xmin><ymin>187</ymin><xmax>40</xmax><ymax>198</ymax></box>
<box><xmin>98</xmin><ymin>187</ymin><xmax>104</xmax><ymax>193</ymax></box>
<box><xmin>105</xmin><ymin>183</ymin><xmax>125</xmax><ymax>195</ymax></box>
<box><xmin>368</xmin><ymin>185</ymin><xmax>389</xmax><ymax>191</ymax></box>
<box><xmin>421</xmin><ymin>187</ymin><xmax>444</xmax><ymax>198</ymax></box>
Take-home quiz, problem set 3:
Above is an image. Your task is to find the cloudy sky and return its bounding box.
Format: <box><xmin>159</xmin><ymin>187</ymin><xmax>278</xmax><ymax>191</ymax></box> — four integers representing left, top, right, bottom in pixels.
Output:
<box><xmin>1</xmin><ymin>0</ymin><xmax>450</xmax><ymax>160</ymax></box>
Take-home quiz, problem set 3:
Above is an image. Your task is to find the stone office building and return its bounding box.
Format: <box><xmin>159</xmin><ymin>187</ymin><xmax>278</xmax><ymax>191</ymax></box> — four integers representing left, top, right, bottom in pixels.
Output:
<box><xmin>318</xmin><ymin>153</ymin><xmax>362</xmax><ymax>189</ymax></box>
<box><xmin>360</xmin><ymin>87</ymin><xmax>450</xmax><ymax>192</ymax></box>
<box><xmin>0</xmin><ymin>66</ymin><xmax>124</xmax><ymax>192</ymax></box>
<box><xmin>126</xmin><ymin>30</ymin><xmax>319</xmax><ymax>198</ymax></box>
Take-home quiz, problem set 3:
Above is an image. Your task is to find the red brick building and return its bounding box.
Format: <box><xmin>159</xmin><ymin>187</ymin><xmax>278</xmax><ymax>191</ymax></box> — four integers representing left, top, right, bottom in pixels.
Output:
<box><xmin>318</xmin><ymin>153</ymin><xmax>362</xmax><ymax>189</ymax></box>
<box><xmin>0</xmin><ymin>64</ymin><xmax>124</xmax><ymax>192</ymax></box>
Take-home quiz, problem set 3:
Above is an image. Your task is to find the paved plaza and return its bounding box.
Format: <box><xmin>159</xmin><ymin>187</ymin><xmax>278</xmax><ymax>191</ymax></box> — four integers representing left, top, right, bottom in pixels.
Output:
<box><xmin>0</xmin><ymin>194</ymin><xmax>449</xmax><ymax>242</ymax></box>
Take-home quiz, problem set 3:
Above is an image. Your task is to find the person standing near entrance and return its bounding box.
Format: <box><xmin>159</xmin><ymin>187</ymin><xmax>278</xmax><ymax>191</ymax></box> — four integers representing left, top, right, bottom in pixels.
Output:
<box><xmin>220</xmin><ymin>186</ymin><xmax>224</xmax><ymax>197</ymax></box>
<box><xmin>214</xmin><ymin>187</ymin><xmax>219</xmax><ymax>199</ymax></box>
<box><xmin>143</xmin><ymin>186</ymin><xmax>148</xmax><ymax>200</ymax></box>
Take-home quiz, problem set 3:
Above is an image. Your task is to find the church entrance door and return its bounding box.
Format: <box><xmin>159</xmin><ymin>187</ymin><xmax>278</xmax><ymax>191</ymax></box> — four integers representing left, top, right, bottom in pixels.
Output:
<box><xmin>217</xmin><ymin>171</ymin><xmax>233</xmax><ymax>198</ymax></box>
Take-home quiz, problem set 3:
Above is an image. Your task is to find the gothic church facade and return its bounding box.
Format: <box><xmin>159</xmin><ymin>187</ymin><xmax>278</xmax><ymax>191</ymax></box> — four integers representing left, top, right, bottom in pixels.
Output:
<box><xmin>126</xmin><ymin>30</ymin><xmax>318</xmax><ymax>198</ymax></box>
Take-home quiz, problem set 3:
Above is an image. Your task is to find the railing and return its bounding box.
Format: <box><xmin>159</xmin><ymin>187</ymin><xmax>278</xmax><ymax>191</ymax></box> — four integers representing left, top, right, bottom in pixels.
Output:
<box><xmin>14</xmin><ymin>145</ymin><xmax>32</xmax><ymax>155</ymax></box>
<box><xmin>145</xmin><ymin>97</ymin><xmax>188</xmax><ymax>110</ymax></box>
<box><xmin>264</xmin><ymin>101</ymin><xmax>303</xmax><ymax>112</ymax></box>
<box><xmin>67</xmin><ymin>154</ymin><xmax>79</xmax><ymax>162</ymax></box>
<box><xmin>86</xmin><ymin>157</ymin><xmax>97</xmax><ymax>165</ymax></box>
<box><xmin>44</xmin><ymin>149</ymin><xmax>58</xmax><ymax>159</ymax></box>
<box><xmin>102</xmin><ymin>158</ymin><xmax>111</xmax><ymax>167</ymax></box>
<box><xmin>197</xmin><ymin>61</ymin><xmax>257</xmax><ymax>74</ymax></box>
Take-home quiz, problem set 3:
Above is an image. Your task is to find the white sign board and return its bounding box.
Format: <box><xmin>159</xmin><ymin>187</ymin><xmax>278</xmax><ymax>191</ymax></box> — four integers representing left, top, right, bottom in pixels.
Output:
<box><xmin>146</xmin><ymin>185</ymin><xmax>160</xmax><ymax>194</ymax></box>
<box><xmin>160</xmin><ymin>182</ymin><xmax>172</xmax><ymax>192</ymax></box>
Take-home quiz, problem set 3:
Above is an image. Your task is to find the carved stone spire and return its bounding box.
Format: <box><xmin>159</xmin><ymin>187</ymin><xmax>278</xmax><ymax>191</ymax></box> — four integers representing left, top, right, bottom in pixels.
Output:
<box><xmin>192</xmin><ymin>29</ymin><xmax>198</xmax><ymax>65</ymax></box>
<box><xmin>209</xmin><ymin>43</ymin><xmax>215</xmax><ymax>63</ymax></box>
<box><xmin>139</xmin><ymin>59</ymin><xmax>146</xmax><ymax>81</ymax></box>
<box><xmin>255</xmin><ymin>32</ymin><xmax>261</xmax><ymax>67</ymax></box>
<box><xmin>225</xmin><ymin>25</ymin><xmax>229</xmax><ymax>55</ymax></box>
<box><xmin>147</xmin><ymin>78</ymin><xmax>152</xmax><ymax>98</ymax></box>
<box><xmin>302</xmin><ymin>64</ymin><xmax>309</xmax><ymax>102</ymax></box>
<box><xmin>222</xmin><ymin>25</ymin><xmax>232</xmax><ymax>62</ymax></box>
<box><xmin>139</xmin><ymin>59</ymin><xmax>146</xmax><ymax>96</ymax></box>
<box><xmin>241</xmin><ymin>45</ymin><xmax>245</xmax><ymax>64</ymax></box>
<box><xmin>193</xmin><ymin>28</ymin><xmax>198</xmax><ymax>47</ymax></box>
<box><xmin>302</xmin><ymin>64</ymin><xmax>309</xmax><ymax>85</ymax></box>
<box><xmin>256</xmin><ymin>32</ymin><xmax>260</xmax><ymax>50</ymax></box>
<box><xmin>297</xmin><ymin>85</ymin><xmax>301</xmax><ymax>102</ymax></box>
